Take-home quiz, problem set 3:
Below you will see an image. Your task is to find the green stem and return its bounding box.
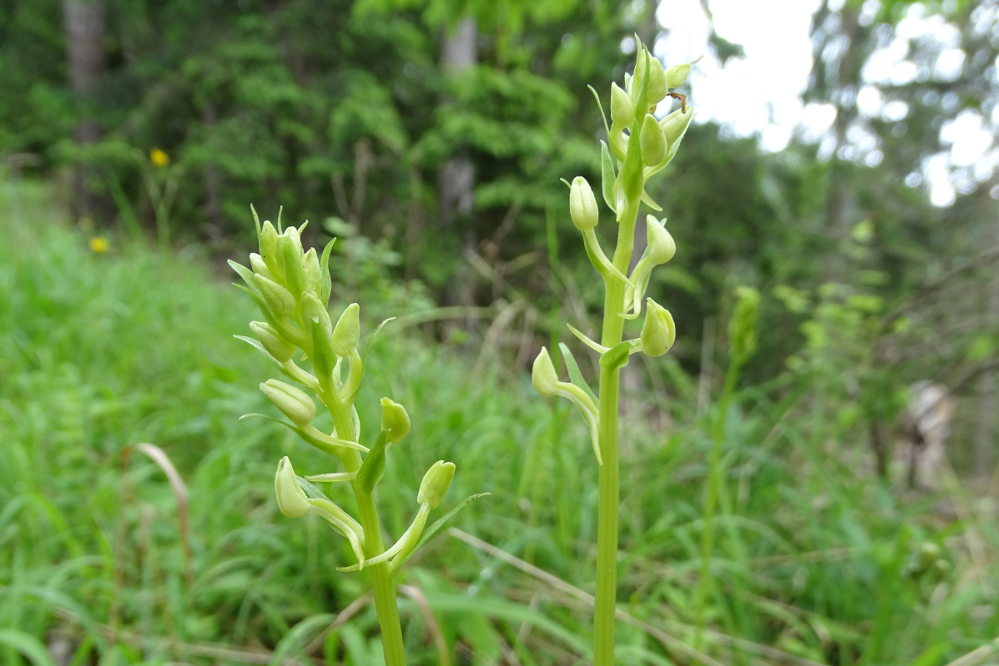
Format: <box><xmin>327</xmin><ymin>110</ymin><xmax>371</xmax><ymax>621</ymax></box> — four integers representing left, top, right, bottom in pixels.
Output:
<box><xmin>593</xmin><ymin>198</ymin><xmax>639</xmax><ymax>665</ymax></box>
<box><xmin>330</xmin><ymin>404</ymin><xmax>407</xmax><ymax>666</ymax></box>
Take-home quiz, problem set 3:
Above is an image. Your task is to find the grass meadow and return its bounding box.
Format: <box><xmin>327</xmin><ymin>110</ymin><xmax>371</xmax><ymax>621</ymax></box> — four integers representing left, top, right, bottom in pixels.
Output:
<box><xmin>2</xmin><ymin>179</ymin><xmax>998</xmax><ymax>665</ymax></box>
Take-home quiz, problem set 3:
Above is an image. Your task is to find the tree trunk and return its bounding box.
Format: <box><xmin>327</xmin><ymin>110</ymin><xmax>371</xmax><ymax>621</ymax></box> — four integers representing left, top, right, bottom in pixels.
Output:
<box><xmin>64</xmin><ymin>0</ymin><xmax>108</xmax><ymax>221</ymax></box>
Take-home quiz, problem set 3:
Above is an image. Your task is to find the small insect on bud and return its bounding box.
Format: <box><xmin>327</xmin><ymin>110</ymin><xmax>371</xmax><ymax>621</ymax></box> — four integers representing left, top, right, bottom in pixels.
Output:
<box><xmin>645</xmin><ymin>215</ymin><xmax>676</xmax><ymax>265</ymax></box>
<box><xmin>640</xmin><ymin>299</ymin><xmax>676</xmax><ymax>357</ymax></box>
<box><xmin>569</xmin><ymin>177</ymin><xmax>599</xmax><ymax>231</ymax></box>
<box><xmin>331</xmin><ymin>303</ymin><xmax>360</xmax><ymax>357</ymax></box>
<box><xmin>640</xmin><ymin>114</ymin><xmax>667</xmax><ymax>166</ymax></box>
<box><xmin>274</xmin><ymin>456</ymin><xmax>311</xmax><ymax>518</ymax></box>
<box><xmin>610</xmin><ymin>82</ymin><xmax>635</xmax><ymax>128</ymax></box>
<box><xmin>531</xmin><ymin>347</ymin><xmax>560</xmax><ymax>397</ymax></box>
<box><xmin>249</xmin><ymin>320</ymin><xmax>295</xmax><ymax>362</ymax></box>
<box><xmin>260</xmin><ymin>379</ymin><xmax>317</xmax><ymax>427</ymax></box>
<box><xmin>417</xmin><ymin>460</ymin><xmax>456</xmax><ymax>509</ymax></box>
<box><xmin>665</xmin><ymin>63</ymin><xmax>691</xmax><ymax>89</ymax></box>
<box><xmin>380</xmin><ymin>397</ymin><xmax>411</xmax><ymax>444</ymax></box>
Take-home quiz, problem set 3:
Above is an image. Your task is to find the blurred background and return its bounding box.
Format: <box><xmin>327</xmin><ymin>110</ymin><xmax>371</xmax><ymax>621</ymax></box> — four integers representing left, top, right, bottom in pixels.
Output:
<box><xmin>1</xmin><ymin>0</ymin><xmax>998</xmax><ymax>664</ymax></box>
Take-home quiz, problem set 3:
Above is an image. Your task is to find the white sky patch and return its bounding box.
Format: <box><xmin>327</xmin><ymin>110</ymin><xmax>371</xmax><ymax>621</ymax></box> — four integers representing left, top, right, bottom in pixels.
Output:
<box><xmin>648</xmin><ymin>0</ymin><xmax>997</xmax><ymax>207</ymax></box>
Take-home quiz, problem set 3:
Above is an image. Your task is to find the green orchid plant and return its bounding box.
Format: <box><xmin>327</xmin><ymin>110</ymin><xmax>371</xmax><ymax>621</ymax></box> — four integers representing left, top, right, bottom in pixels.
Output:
<box><xmin>230</xmin><ymin>212</ymin><xmax>466</xmax><ymax>666</ymax></box>
<box><xmin>532</xmin><ymin>42</ymin><xmax>694</xmax><ymax>665</ymax></box>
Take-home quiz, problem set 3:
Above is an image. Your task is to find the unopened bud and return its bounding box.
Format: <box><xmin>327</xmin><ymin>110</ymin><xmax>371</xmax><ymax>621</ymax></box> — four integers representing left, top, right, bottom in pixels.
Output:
<box><xmin>301</xmin><ymin>292</ymin><xmax>333</xmax><ymax>346</ymax></box>
<box><xmin>648</xmin><ymin>58</ymin><xmax>667</xmax><ymax>104</ymax></box>
<box><xmin>640</xmin><ymin>114</ymin><xmax>667</xmax><ymax>166</ymax></box>
<box><xmin>610</xmin><ymin>82</ymin><xmax>635</xmax><ymax>128</ymax></box>
<box><xmin>258</xmin><ymin>221</ymin><xmax>282</xmax><ymax>276</ymax></box>
<box><xmin>380</xmin><ymin>397</ymin><xmax>411</xmax><ymax>443</ymax></box>
<box><xmin>275</xmin><ymin>456</ymin><xmax>311</xmax><ymax>518</ymax></box>
<box><xmin>417</xmin><ymin>460</ymin><xmax>455</xmax><ymax>509</ymax></box>
<box><xmin>254</xmin><ymin>274</ymin><xmax>296</xmax><ymax>316</ymax></box>
<box><xmin>331</xmin><ymin>303</ymin><xmax>360</xmax><ymax>357</ymax></box>
<box><xmin>303</xmin><ymin>248</ymin><xmax>323</xmax><ymax>298</ymax></box>
<box><xmin>660</xmin><ymin>107</ymin><xmax>694</xmax><ymax>146</ymax></box>
<box><xmin>646</xmin><ymin>215</ymin><xmax>676</xmax><ymax>265</ymax></box>
<box><xmin>249</xmin><ymin>253</ymin><xmax>272</xmax><ymax>279</ymax></box>
<box><xmin>260</xmin><ymin>379</ymin><xmax>316</xmax><ymax>427</ymax></box>
<box><xmin>249</xmin><ymin>320</ymin><xmax>295</xmax><ymax>362</ymax></box>
<box><xmin>279</xmin><ymin>226</ymin><xmax>307</xmax><ymax>296</ymax></box>
<box><xmin>640</xmin><ymin>299</ymin><xmax>676</xmax><ymax>357</ymax></box>
<box><xmin>569</xmin><ymin>177</ymin><xmax>599</xmax><ymax>231</ymax></box>
<box><xmin>665</xmin><ymin>63</ymin><xmax>691</xmax><ymax>89</ymax></box>
<box><xmin>531</xmin><ymin>347</ymin><xmax>560</xmax><ymax>397</ymax></box>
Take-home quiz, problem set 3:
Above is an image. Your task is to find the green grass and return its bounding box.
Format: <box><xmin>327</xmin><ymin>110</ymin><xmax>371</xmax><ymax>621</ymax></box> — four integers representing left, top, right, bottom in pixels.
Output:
<box><xmin>1</xmin><ymin>179</ymin><xmax>997</xmax><ymax>665</ymax></box>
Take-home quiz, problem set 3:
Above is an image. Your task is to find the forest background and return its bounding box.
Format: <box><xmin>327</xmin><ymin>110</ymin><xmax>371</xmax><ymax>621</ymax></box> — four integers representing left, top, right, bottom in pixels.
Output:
<box><xmin>1</xmin><ymin>0</ymin><xmax>998</xmax><ymax>664</ymax></box>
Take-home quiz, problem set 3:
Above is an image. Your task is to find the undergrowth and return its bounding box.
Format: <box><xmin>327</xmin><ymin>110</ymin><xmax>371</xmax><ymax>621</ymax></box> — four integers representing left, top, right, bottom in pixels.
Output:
<box><xmin>1</xmin><ymin>179</ymin><xmax>997</xmax><ymax>664</ymax></box>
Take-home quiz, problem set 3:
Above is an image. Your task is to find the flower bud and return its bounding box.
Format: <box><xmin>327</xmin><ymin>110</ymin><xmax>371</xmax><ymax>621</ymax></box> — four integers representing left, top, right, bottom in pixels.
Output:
<box><xmin>275</xmin><ymin>456</ymin><xmax>311</xmax><ymax>518</ymax></box>
<box><xmin>569</xmin><ymin>177</ymin><xmax>599</xmax><ymax>231</ymax></box>
<box><xmin>249</xmin><ymin>320</ymin><xmax>295</xmax><ymax>362</ymax></box>
<box><xmin>258</xmin><ymin>221</ymin><xmax>282</xmax><ymax>276</ymax></box>
<box><xmin>632</xmin><ymin>50</ymin><xmax>648</xmax><ymax>97</ymax></box>
<box><xmin>249</xmin><ymin>253</ymin><xmax>272</xmax><ymax>279</ymax></box>
<box><xmin>531</xmin><ymin>347</ymin><xmax>560</xmax><ymax>397</ymax></box>
<box><xmin>279</xmin><ymin>226</ymin><xmax>307</xmax><ymax>297</ymax></box>
<box><xmin>260</xmin><ymin>379</ymin><xmax>316</xmax><ymax>427</ymax></box>
<box><xmin>646</xmin><ymin>215</ymin><xmax>676</xmax><ymax>265</ymax></box>
<box><xmin>640</xmin><ymin>299</ymin><xmax>676</xmax><ymax>357</ymax></box>
<box><xmin>610</xmin><ymin>82</ymin><xmax>635</xmax><ymax>128</ymax></box>
<box><xmin>660</xmin><ymin>107</ymin><xmax>694</xmax><ymax>146</ymax></box>
<box><xmin>302</xmin><ymin>248</ymin><xmax>323</xmax><ymax>298</ymax></box>
<box><xmin>648</xmin><ymin>58</ymin><xmax>667</xmax><ymax>104</ymax></box>
<box><xmin>640</xmin><ymin>114</ymin><xmax>667</xmax><ymax>166</ymax></box>
<box><xmin>665</xmin><ymin>63</ymin><xmax>691</xmax><ymax>89</ymax></box>
<box><xmin>331</xmin><ymin>303</ymin><xmax>360</xmax><ymax>357</ymax></box>
<box><xmin>301</xmin><ymin>292</ymin><xmax>333</xmax><ymax>347</ymax></box>
<box><xmin>380</xmin><ymin>397</ymin><xmax>411</xmax><ymax>444</ymax></box>
<box><xmin>254</xmin><ymin>274</ymin><xmax>296</xmax><ymax>316</ymax></box>
<box><xmin>417</xmin><ymin>460</ymin><xmax>455</xmax><ymax>509</ymax></box>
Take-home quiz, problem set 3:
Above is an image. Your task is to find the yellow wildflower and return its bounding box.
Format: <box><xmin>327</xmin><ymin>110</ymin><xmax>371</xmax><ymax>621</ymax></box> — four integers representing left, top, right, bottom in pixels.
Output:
<box><xmin>89</xmin><ymin>237</ymin><xmax>109</xmax><ymax>254</ymax></box>
<box><xmin>149</xmin><ymin>147</ymin><xmax>170</xmax><ymax>167</ymax></box>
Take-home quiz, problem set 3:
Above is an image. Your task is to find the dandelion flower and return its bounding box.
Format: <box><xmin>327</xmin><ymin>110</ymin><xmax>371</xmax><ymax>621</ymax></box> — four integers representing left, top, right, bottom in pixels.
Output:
<box><xmin>89</xmin><ymin>237</ymin><xmax>109</xmax><ymax>254</ymax></box>
<box><xmin>150</xmin><ymin>147</ymin><xmax>169</xmax><ymax>167</ymax></box>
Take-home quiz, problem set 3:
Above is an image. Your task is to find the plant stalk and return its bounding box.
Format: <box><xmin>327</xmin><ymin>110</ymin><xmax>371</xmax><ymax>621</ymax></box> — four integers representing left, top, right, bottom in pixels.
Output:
<box><xmin>331</xmin><ymin>405</ymin><xmax>407</xmax><ymax>666</ymax></box>
<box><xmin>593</xmin><ymin>199</ymin><xmax>639</xmax><ymax>665</ymax></box>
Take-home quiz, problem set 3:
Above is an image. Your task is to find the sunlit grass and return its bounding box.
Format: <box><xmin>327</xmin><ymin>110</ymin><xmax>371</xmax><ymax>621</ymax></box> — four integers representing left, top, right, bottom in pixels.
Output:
<box><xmin>1</xmin><ymin>180</ymin><xmax>996</xmax><ymax>665</ymax></box>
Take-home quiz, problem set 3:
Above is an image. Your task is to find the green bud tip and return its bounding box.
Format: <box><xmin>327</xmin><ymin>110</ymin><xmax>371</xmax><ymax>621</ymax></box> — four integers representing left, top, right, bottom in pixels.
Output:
<box><xmin>258</xmin><ymin>221</ymin><xmax>281</xmax><ymax>273</ymax></box>
<box><xmin>417</xmin><ymin>460</ymin><xmax>455</xmax><ymax>509</ymax></box>
<box><xmin>380</xmin><ymin>397</ymin><xmax>411</xmax><ymax>444</ymax></box>
<box><xmin>646</xmin><ymin>215</ymin><xmax>676</xmax><ymax>265</ymax></box>
<box><xmin>610</xmin><ymin>82</ymin><xmax>635</xmax><ymax>128</ymax></box>
<box><xmin>253</xmin><ymin>274</ymin><xmax>296</xmax><ymax>316</ymax></box>
<box><xmin>640</xmin><ymin>114</ymin><xmax>667</xmax><ymax>166</ymax></box>
<box><xmin>260</xmin><ymin>379</ymin><xmax>316</xmax><ymax>427</ymax></box>
<box><xmin>648</xmin><ymin>57</ymin><xmax>667</xmax><ymax>104</ymax></box>
<box><xmin>331</xmin><ymin>303</ymin><xmax>360</xmax><ymax>357</ymax></box>
<box><xmin>660</xmin><ymin>106</ymin><xmax>695</xmax><ymax>145</ymax></box>
<box><xmin>569</xmin><ymin>177</ymin><xmax>599</xmax><ymax>231</ymax></box>
<box><xmin>275</xmin><ymin>456</ymin><xmax>311</xmax><ymax>518</ymax></box>
<box><xmin>302</xmin><ymin>248</ymin><xmax>323</xmax><ymax>297</ymax></box>
<box><xmin>640</xmin><ymin>299</ymin><xmax>676</xmax><ymax>357</ymax></box>
<box><xmin>531</xmin><ymin>347</ymin><xmax>560</xmax><ymax>397</ymax></box>
<box><xmin>665</xmin><ymin>63</ymin><xmax>691</xmax><ymax>89</ymax></box>
<box><xmin>249</xmin><ymin>320</ymin><xmax>295</xmax><ymax>362</ymax></box>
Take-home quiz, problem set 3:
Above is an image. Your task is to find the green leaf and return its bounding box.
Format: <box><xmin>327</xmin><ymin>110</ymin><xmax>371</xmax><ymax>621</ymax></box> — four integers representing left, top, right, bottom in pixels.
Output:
<box><xmin>600</xmin><ymin>141</ymin><xmax>617</xmax><ymax>211</ymax></box>
<box><xmin>356</xmin><ymin>432</ymin><xmax>390</xmax><ymax>494</ymax></box>
<box><xmin>416</xmin><ymin>493</ymin><xmax>491</xmax><ymax>551</ymax></box>
<box><xmin>600</xmin><ymin>341</ymin><xmax>632</xmax><ymax>371</ymax></box>
<box><xmin>558</xmin><ymin>341</ymin><xmax>597</xmax><ymax>403</ymax></box>
<box><xmin>0</xmin><ymin>629</ymin><xmax>56</xmax><ymax>666</ymax></box>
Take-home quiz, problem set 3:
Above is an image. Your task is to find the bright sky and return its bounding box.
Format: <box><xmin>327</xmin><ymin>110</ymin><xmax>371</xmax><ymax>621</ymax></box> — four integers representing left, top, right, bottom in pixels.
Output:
<box><xmin>649</xmin><ymin>0</ymin><xmax>999</xmax><ymax>207</ymax></box>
